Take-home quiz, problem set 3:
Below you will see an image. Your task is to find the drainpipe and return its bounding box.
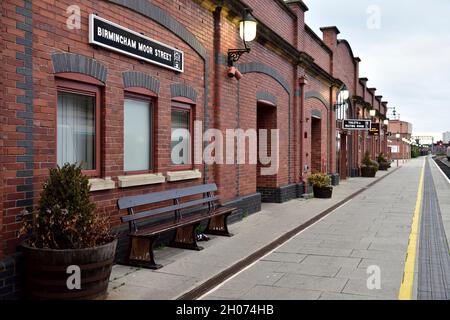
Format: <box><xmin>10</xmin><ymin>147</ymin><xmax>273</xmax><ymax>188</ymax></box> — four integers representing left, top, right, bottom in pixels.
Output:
<box><xmin>213</xmin><ymin>7</ymin><xmax>223</xmax><ymax>190</ymax></box>
<box><xmin>299</xmin><ymin>76</ymin><xmax>308</xmax><ymax>192</ymax></box>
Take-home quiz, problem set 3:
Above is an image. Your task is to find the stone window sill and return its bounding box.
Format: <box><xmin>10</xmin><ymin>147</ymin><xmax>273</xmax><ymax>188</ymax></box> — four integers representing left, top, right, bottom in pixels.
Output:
<box><xmin>166</xmin><ymin>169</ymin><xmax>202</xmax><ymax>182</ymax></box>
<box><xmin>89</xmin><ymin>178</ymin><xmax>116</xmax><ymax>192</ymax></box>
<box><xmin>118</xmin><ymin>173</ymin><xmax>165</xmax><ymax>188</ymax></box>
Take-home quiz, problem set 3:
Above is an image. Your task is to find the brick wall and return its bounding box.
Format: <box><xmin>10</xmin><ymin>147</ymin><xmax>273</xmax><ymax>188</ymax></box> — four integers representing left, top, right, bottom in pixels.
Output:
<box><xmin>3</xmin><ymin>0</ymin><xmax>217</xmax><ymax>255</ymax></box>
<box><xmin>335</xmin><ymin>42</ymin><xmax>357</xmax><ymax>92</ymax></box>
<box><xmin>304</xmin><ymin>29</ymin><xmax>331</xmax><ymax>74</ymax></box>
<box><xmin>243</xmin><ymin>0</ymin><xmax>296</xmax><ymax>45</ymax></box>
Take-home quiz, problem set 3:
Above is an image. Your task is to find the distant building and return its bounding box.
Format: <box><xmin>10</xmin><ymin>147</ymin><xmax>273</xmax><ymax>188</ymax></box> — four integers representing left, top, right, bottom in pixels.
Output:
<box><xmin>443</xmin><ymin>132</ymin><xmax>450</xmax><ymax>144</ymax></box>
<box><xmin>388</xmin><ymin>120</ymin><xmax>413</xmax><ymax>160</ymax></box>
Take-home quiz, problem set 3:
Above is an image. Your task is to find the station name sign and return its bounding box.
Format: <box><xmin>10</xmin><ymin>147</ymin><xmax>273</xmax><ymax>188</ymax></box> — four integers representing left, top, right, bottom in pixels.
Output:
<box><xmin>343</xmin><ymin>119</ymin><xmax>371</xmax><ymax>130</ymax></box>
<box><xmin>89</xmin><ymin>14</ymin><xmax>184</xmax><ymax>72</ymax></box>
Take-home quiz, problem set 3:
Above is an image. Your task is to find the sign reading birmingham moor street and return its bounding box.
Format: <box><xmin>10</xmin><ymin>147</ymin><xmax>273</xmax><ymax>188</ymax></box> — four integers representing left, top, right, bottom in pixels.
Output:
<box><xmin>89</xmin><ymin>14</ymin><xmax>184</xmax><ymax>72</ymax></box>
<box><xmin>343</xmin><ymin>119</ymin><xmax>372</xmax><ymax>130</ymax></box>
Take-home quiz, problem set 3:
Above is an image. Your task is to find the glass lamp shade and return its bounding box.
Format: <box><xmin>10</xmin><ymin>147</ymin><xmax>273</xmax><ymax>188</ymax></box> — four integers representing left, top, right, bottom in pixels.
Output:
<box><xmin>240</xmin><ymin>17</ymin><xmax>257</xmax><ymax>42</ymax></box>
<box><xmin>369</xmin><ymin>110</ymin><xmax>376</xmax><ymax>117</ymax></box>
<box><xmin>338</xmin><ymin>89</ymin><xmax>350</xmax><ymax>102</ymax></box>
<box><xmin>384</xmin><ymin>119</ymin><xmax>389</xmax><ymax>125</ymax></box>
<box><xmin>396</xmin><ymin>133</ymin><xmax>401</xmax><ymax>139</ymax></box>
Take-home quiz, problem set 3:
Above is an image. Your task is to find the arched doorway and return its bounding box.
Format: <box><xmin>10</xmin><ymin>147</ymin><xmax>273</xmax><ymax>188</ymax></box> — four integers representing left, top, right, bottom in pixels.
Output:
<box><xmin>257</xmin><ymin>100</ymin><xmax>277</xmax><ymax>190</ymax></box>
<box><xmin>311</xmin><ymin>109</ymin><xmax>323</xmax><ymax>173</ymax></box>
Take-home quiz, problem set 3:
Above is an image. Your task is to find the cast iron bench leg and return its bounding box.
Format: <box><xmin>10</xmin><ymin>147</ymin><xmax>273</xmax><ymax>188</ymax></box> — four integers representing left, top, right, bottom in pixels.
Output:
<box><xmin>169</xmin><ymin>222</ymin><xmax>204</xmax><ymax>251</ymax></box>
<box><xmin>123</xmin><ymin>235</ymin><xmax>163</xmax><ymax>270</ymax></box>
<box><xmin>204</xmin><ymin>212</ymin><xmax>233</xmax><ymax>237</ymax></box>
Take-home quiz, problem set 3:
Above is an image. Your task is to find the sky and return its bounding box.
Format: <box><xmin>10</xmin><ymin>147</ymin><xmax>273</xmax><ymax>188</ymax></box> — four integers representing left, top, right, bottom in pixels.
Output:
<box><xmin>304</xmin><ymin>0</ymin><xmax>450</xmax><ymax>142</ymax></box>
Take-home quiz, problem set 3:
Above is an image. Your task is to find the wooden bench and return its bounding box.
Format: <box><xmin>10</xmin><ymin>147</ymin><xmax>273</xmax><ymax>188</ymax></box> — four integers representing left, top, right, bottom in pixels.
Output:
<box><xmin>117</xmin><ymin>184</ymin><xmax>237</xmax><ymax>269</ymax></box>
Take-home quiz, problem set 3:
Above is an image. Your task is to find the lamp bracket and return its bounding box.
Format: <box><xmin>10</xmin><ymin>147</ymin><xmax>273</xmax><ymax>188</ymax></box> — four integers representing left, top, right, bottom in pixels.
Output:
<box><xmin>227</xmin><ymin>48</ymin><xmax>251</xmax><ymax>66</ymax></box>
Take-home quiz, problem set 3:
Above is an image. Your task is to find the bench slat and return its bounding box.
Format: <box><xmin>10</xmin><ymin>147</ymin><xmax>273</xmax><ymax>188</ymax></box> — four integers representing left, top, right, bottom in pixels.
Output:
<box><xmin>121</xmin><ymin>196</ymin><xmax>220</xmax><ymax>223</ymax></box>
<box><xmin>131</xmin><ymin>207</ymin><xmax>237</xmax><ymax>237</ymax></box>
<box><xmin>118</xmin><ymin>184</ymin><xmax>218</xmax><ymax>210</ymax></box>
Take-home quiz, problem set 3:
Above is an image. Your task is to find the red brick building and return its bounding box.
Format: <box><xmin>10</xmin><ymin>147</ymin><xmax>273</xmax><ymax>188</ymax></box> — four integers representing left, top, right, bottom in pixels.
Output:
<box><xmin>388</xmin><ymin>120</ymin><xmax>413</xmax><ymax>160</ymax></box>
<box><xmin>0</xmin><ymin>0</ymin><xmax>392</xmax><ymax>298</ymax></box>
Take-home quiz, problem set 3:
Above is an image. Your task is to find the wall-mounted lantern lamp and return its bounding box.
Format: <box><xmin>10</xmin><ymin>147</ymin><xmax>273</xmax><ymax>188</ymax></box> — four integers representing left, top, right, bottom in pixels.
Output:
<box><xmin>337</xmin><ymin>88</ymin><xmax>350</xmax><ymax>102</ymax></box>
<box><xmin>369</xmin><ymin>109</ymin><xmax>376</xmax><ymax>117</ymax></box>
<box><xmin>227</xmin><ymin>8</ymin><xmax>257</xmax><ymax>69</ymax></box>
<box><xmin>383</xmin><ymin>119</ymin><xmax>389</xmax><ymax>126</ymax></box>
<box><xmin>334</xmin><ymin>86</ymin><xmax>350</xmax><ymax>121</ymax></box>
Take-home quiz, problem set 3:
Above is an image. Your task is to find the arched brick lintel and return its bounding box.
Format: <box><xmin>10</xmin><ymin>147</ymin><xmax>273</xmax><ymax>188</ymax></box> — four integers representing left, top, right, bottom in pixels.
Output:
<box><xmin>51</xmin><ymin>53</ymin><xmax>107</xmax><ymax>83</ymax></box>
<box><xmin>170</xmin><ymin>83</ymin><xmax>198</xmax><ymax>103</ymax></box>
<box><xmin>305</xmin><ymin>91</ymin><xmax>330</xmax><ymax>111</ymax></box>
<box><xmin>123</xmin><ymin>71</ymin><xmax>160</xmax><ymax>94</ymax></box>
<box><xmin>239</xmin><ymin>62</ymin><xmax>292</xmax><ymax>96</ymax></box>
<box><xmin>256</xmin><ymin>91</ymin><xmax>277</xmax><ymax>107</ymax></box>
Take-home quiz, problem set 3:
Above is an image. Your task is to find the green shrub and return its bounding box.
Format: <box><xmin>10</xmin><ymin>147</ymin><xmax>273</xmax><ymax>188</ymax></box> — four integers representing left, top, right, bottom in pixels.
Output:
<box><xmin>308</xmin><ymin>173</ymin><xmax>332</xmax><ymax>188</ymax></box>
<box><xmin>362</xmin><ymin>151</ymin><xmax>379</xmax><ymax>171</ymax></box>
<box><xmin>411</xmin><ymin>145</ymin><xmax>421</xmax><ymax>158</ymax></box>
<box><xmin>20</xmin><ymin>164</ymin><xmax>114</xmax><ymax>249</ymax></box>
<box><xmin>377</xmin><ymin>153</ymin><xmax>388</xmax><ymax>164</ymax></box>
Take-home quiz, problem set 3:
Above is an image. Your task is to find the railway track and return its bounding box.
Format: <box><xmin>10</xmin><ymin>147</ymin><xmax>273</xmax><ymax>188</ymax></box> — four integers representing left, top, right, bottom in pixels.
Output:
<box><xmin>433</xmin><ymin>157</ymin><xmax>450</xmax><ymax>179</ymax></box>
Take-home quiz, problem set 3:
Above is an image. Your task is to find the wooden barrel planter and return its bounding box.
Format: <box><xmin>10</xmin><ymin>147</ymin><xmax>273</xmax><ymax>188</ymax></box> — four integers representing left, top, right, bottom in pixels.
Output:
<box><xmin>313</xmin><ymin>186</ymin><xmax>333</xmax><ymax>199</ymax></box>
<box><xmin>22</xmin><ymin>239</ymin><xmax>117</xmax><ymax>300</ymax></box>
<box><xmin>379</xmin><ymin>162</ymin><xmax>390</xmax><ymax>171</ymax></box>
<box><xmin>361</xmin><ymin>166</ymin><xmax>377</xmax><ymax>177</ymax></box>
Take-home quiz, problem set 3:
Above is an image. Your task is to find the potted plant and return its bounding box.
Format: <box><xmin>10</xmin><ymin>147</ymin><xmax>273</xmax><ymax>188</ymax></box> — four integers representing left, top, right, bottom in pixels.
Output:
<box><xmin>361</xmin><ymin>151</ymin><xmax>379</xmax><ymax>177</ymax></box>
<box><xmin>377</xmin><ymin>153</ymin><xmax>390</xmax><ymax>171</ymax></box>
<box><xmin>309</xmin><ymin>173</ymin><xmax>333</xmax><ymax>199</ymax></box>
<box><xmin>19</xmin><ymin>164</ymin><xmax>117</xmax><ymax>300</ymax></box>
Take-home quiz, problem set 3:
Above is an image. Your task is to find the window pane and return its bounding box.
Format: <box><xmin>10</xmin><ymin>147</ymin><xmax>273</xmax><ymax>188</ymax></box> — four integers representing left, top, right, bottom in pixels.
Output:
<box><xmin>57</xmin><ymin>91</ymin><xmax>96</xmax><ymax>170</ymax></box>
<box><xmin>124</xmin><ymin>99</ymin><xmax>151</xmax><ymax>171</ymax></box>
<box><xmin>171</xmin><ymin>108</ymin><xmax>191</xmax><ymax>165</ymax></box>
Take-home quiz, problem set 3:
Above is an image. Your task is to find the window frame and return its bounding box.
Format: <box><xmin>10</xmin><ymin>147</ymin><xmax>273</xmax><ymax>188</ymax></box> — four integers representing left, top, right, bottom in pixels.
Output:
<box><xmin>56</xmin><ymin>78</ymin><xmax>102</xmax><ymax>177</ymax></box>
<box><xmin>171</xmin><ymin>101</ymin><xmax>194</xmax><ymax>170</ymax></box>
<box><xmin>123</xmin><ymin>91</ymin><xmax>155</xmax><ymax>175</ymax></box>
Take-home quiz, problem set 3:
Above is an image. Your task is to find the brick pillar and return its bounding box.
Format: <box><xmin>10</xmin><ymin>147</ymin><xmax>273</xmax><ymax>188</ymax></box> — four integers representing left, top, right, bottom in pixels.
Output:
<box><xmin>2</xmin><ymin>0</ymin><xmax>34</xmax><ymax>255</ymax></box>
<box><xmin>299</xmin><ymin>76</ymin><xmax>307</xmax><ymax>183</ymax></box>
<box><xmin>0</xmin><ymin>0</ymin><xmax>4</xmax><ymax>261</ymax></box>
<box><xmin>321</xmin><ymin>26</ymin><xmax>339</xmax><ymax>75</ymax></box>
<box><xmin>329</xmin><ymin>87</ymin><xmax>337</xmax><ymax>174</ymax></box>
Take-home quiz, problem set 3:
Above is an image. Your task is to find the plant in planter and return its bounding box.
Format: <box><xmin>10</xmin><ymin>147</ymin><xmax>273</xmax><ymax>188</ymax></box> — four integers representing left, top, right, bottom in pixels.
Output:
<box><xmin>361</xmin><ymin>151</ymin><xmax>379</xmax><ymax>177</ymax></box>
<box><xmin>377</xmin><ymin>153</ymin><xmax>390</xmax><ymax>171</ymax></box>
<box><xmin>309</xmin><ymin>173</ymin><xmax>333</xmax><ymax>199</ymax></box>
<box><xmin>19</xmin><ymin>164</ymin><xmax>117</xmax><ymax>300</ymax></box>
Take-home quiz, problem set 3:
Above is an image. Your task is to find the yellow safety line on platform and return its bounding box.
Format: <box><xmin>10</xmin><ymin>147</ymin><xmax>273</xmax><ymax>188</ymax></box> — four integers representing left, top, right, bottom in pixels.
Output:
<box><xmin>398</xmin><ymin>159</ymin><xmax>426</xmax><ymax>300</ymax></box>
